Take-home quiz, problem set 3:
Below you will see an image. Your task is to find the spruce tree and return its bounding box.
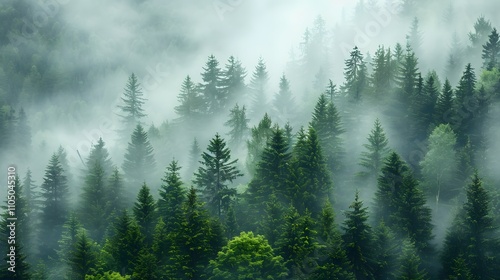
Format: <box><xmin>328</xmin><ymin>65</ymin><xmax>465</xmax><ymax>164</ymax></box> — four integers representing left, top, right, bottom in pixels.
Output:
<box><xmin>39</xmin><ymin>153</ymin><xmax>69</xmax><ymax>260</ymax></box>
<box><xmin>106</xmin><ymin>167</ymin><xmax>126</xmax><ymax>221</ymax></box>
<box><xmin>67</xmin><ymin>231</ymin><xmax>98</xmax><ymax>280</ymax></box>
<box><xmin>224</xmin><ymin>103</ymin><xmax>249</xmax><ymax>149</ymax></box>
<box><xmin>341</xmin><ymin>191</ymin><xmax>375</xmax><ymax>280</ymax></box>
<box><xmin>407</xmin><ymin>17</ymin><xmax>423</xmax><ymax>57</ymax></box>
<box><xmin>395</xmin><ymin>239</ymin><xmax>428</xmax><ymax>280</ymax></box>
<box><xmin>200</xmin><ymin>55</ymin><xmax>224</xmax><ymax>115</ymax></box>
<box><xmin>158</xmin><ymin>160</ymin><xmax>185</xmax><ymax>230</ymax></box>
<box><xmin>117</xmin><ymin>73</ymin><xmax>147</xmax><ymax>135</ymax></box>
<box><xmin>122</xmin><ymin>124</ymin><xmax>156</xmax><ymax>191</ymax></box>
<box><xmin>482</xmin><ymin>28</ymin><xmax>500</xmax><ymax>70</ymax></box>
<box><xmin>358</xmin><ymin>118</ymin><xmax>390</xmax><ymax>180</ymax></box>
<box><xmin>187</xmin><ymin>138</ymin><xmax>201</xmax><ymax>179</ymax></box>
<box><xmin>193</xmin><ymin>133</ymin><xmax>243</xmax><ymax>218</ymax></box>
<box><xmin>80</xmin><ymin>161</ymin><xmax>108</xmax><ymax>242</ymax></box>
<box><xmin>372</xmin><ymin>221</ymin><xmax>398</xmax><ymax>280</ymax></box>
<box><xmin>132</xmin><ymin>249</ymin><xmax>160</xmax><ymax>280</ymax></box>
<box><xmin>273</xmin><ymin>74</ymin><xmax>296</xmax><ymax>120</ymax></box>
<box><xmin>220</xmin><ymin>56</ymin><xmax>247</xmax><ymax>105</ymax></box>
<box><xmin>433</xmin><ymin>79</ymin><xmax>454</xmax><ymax>126</ymax></box>
<box><xmin>133</xmin><ymin>183</ymin><xmax>157</xmax><ymax>246</ymax></box>
<box><xmin>411</xmin><ymin>74</ymin><xmax>439</xmax><ymax>140</ymax></box>
<box><xmin>56</xmin><ymin>213</ymin><xmax>83</xmax><ymax>263</ymax></box>
<box><xmin>259</xmin><ymin>194</ymin><xmax>285</xmax><ymax>248</ymax></box>
<box><xmin>174</xmin><ymin>75</ymin><xmax>204</xmax><ymax>126</ymax></box>
<box><xmin>248</xmin><ymin>57</ymin><xmax>270</xmax><ymax>118</ymax></box>
<box><xmin>246</xmin><ymin>113</ymin><xmax>273</xmax><ymax>175</ymax></box>
<box><xmin>85</xmin><ymin>137</ymin><xmax>114</xmax><ymax>176</ymax></box>
<box><xmin>370</xmin><ymin>46</ymin><xmax>392</xmax><ymax>97</ymax></box>
<box><xmin>454</xmin><ymin>63</ymin><xmax>477</xmax><ymax>145</ymax></box>
<box><xmin>343</xmin><ymin>46</ymin><xmax>368</xmax><ymax>101</ymax></box>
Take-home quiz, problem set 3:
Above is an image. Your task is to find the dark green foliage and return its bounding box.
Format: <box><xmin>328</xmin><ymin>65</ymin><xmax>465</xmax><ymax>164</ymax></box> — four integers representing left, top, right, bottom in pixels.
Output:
<box><xmin>249</xmin><ymin>57</ymin><xmax>270</xmax><ymax>118</ymax></box>
<box><xmin>276</xmin><ymin>207</ymin><xmax>317</xmax><ymax>279</ymax></box>
<box><xmin>174</xmin><ymin>75</ymin><xmax>204</xmax><ymax>126</ymax></box>
<box><xmin>133</xmin><ymin>183</ymin><xmax>157</xmax><ymax>246</ymax></box>
<box><xmin>246</xmin><ymin>113</ymin><xmax>273</xmax><ymax>175</ymax></box>
<box><xmin>433</xmin><ymin>79</ymin><xmax>454</xmax><ymax>126</ymax></box>
<box><xmin>118</xmin><ymin>73</ymin><xmax>146</xmax><ymax>133</ymax></box>
<box><xmin>39</xmin><ymin>153</ymin><xmax>69</xmax><ymax>260</ymax></box>
<box><xmin>343</xmin><ymin>46</ymin><xmax>368</xmax><ymax>101</ymax></box>
<box><xmin>200</xmin><ymin>55</ymin><xmax>224</xmax><ymax>115</ymax></box>
<box><xmin>342</xmin><ymin>191</ymin><xmax>374</xmax><ymax>280</ymax></box>
<box><xmin>121</xmin><ymin>124</ymin><xmax>156</xmax><ymax>190</ymax></box>
<box><xmin>80</xmin><ymin>161</ymin><xmax>108</xmax><ymax>242</ymax></box>
<box><xmin>194</xmin><ymin>133</ymin><xmax>243</xmax><ymax>218</ymax></box>
<box><xmin>158</xmin><ymin>160</ymin><xmax>185</xmax><ymax>230</ymax></box>
<box><xmin>57</xmin><ymin>213</ymin><xmax>83</xmax><ymax>263</ymax></box>
<box><xmin>395</xmin><ymin>239</ymin><xmax>427</xmax><ymax>280</ymax></box>
<box><xmin>358</xmin><ymin>118</ymin><xmax>390</xmax><ymax>179</ymax></box>
<box><xmin>85</xmin><ymin>138</ymin><xmax>114</xmax><ymax>175</ymax></box>
<box><xmin>397</xmin><ymin>44</ymin><xmax>420</xmax><ymax>106</ymax></box>
<box><xmin>482</xmin><ymin>28</ymin><xmax>500</xmax><ymax>70</ymax></box>
<box><xmin>468</xmin><ymin>16</ymin><xmax>492</xmax><ymax>49</ymax></box>
<box><xmin>372</xmin><ymin>221</ymin><xmax>398</xmax><ymax>280</ymax></box>
<box><xmin>224</xmin><ymin>103</ymin><xmax>249</xmax><ymax>149</ymax></box>
<box><xmin>208</xmin><ymin>231</ymin><xmax>288</xmax><ymax>280</ymax></box>
<box><xmin>411</xmin><ymin>74</ymin><xmax>439</xmax><ymax>139</ymax></box>
<box><xmin>310</xmin><ymin>94</ymin><xmax>345</xmax><ymax>173</ymax></box>
<box><xmin>259</xmin><ymin>194</ymin><xmax>285</xmax><ymax>248</ymax></box>
<box><xmin>67</xmin><ymin>231</ymin><xmax>98</xmax><ymax>280</ymax></box>
<box><xmin>454</xmin><ymin>64</ymin><xmax>478</xmax><ymax>145</ymax></box>
<box><xmin>106</xmin><ymin>168</ymin><xmax>126</xmax><ymax>221</ymax></box>
<box><xmin>132</xmin><ymin>249</ymin><xmax>160</xmax><ymax>280</ymax></box>
<box><xmin>370</xmin><ymin>46</ymin><xmax>395</xmax><ymax>97</ymax></box>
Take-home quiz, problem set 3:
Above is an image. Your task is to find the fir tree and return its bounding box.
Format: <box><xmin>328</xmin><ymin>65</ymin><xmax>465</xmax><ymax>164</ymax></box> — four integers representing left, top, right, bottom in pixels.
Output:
<box><xmin>482</xmin><ymin>28</ymin><xmax>500</xmax><ymax>70</ymax></box>
<box><xmin>395</xmin><ymin>239</ymin><xmax>427</xmax><ymax>280</ymax></box>
<box><xmin>187</xmin><ymin>138</ymin><xmax>201</xmax><ymax>179</ymax></box>
<box><xmin>343</xmin><ymin>46</ymin><xmax>368</xmax><ymax>101</ymax></box>
<box><xmin>341</xmin><ymin>191</ymin><xmax>375</xmax><ymax>280</ymax></box>
<box><xmin>133</xmin><ymin>183</ymin><xmax>157</xmax><ymax>246</ymax></box>
<box><xmin>259</xmin><ymin>194</ymin><xmax>285</xmax><ymax>248</ymax></box>
<box><xmin>200</xmin><ymin>55</ymin><xmax>224</xmax><ymax>115</ymax></box>
<box><xmin>158</xmin><ymin>160</ymin><xmax>185</xmax><ymax>231</ymax></box>
<box><xmin>220</xmin><ymin>56</ymin><xmax>247</xmax><ymax>105</ymax></box>
<box><xmin>273</xmin><ymin>74</ymin><xmax>296</xmax><ymax>121</ymax></box>
<box><xmin>56</xmin><ymin>213</ymin><xmax>83</xmax><ymax>263</ymax></box>
<box><xmin>193</xmin><ymin>133</ymin><xmax>243</xmax><ymax>218</ymax></box>
<box><xmin>224</xmin><ymin>103</ymin><xmax>249</xmax><ymax>149</ymax></box>
<box><xmin>407</xmin><ymin>17</ymin><xmax>423</xmax><ymax>57</ymax></box>
<box><xmin>85</xmin><ymin>138</ymin><xmax>114</xmax><ymax>175</ymax></box>
<box><xmin>106</xmin><ymin>167</ymin><xmax>126</xmax><ymax>221</ymax></box>
<box><xmin>121</xmin><ymin>124</ymin><xmax>156</xmax><ymax>191</ymax></box>
<box><xmin>358</xmin><ymin>118</ymin><xmax>390</xmax><ymax>180</ymax></box>
<box><xmin>67</xmin><ymin>231</ymin><xmax>98</xmax><ymax>280</ymax></box>
<box><xmin>117</xmin><ymin>73</ymin><xmax>147</xmax><ymax>135</ymax></box>
<box><xmin>433</xmin><ymin>79</ymin><xmax>454</xmax><ymax>126</ymax></box>
<box><xmin>370</xmin><ymin>46</ymin><xmax>392</xmax><ymax>97</ymax></box>
<box><xmin>372</xmin><ymin>221</ymin><xmax>398</xmax><ymax>280</ymax></box>
<box><xmin>248</xmin><ymin>57</ymin><xmax>270</xmax><ymax>119</ymax></box>
<box><xmin>80</xmin><ymin>161</ymin><xmax>108</xmax><ymax>242</ymax></box>
<box><xmin>468</xmin><ymin>16</ymin><xmax>492</xmax><ymax>50</ymax></box>
<box><xmin>39</xmin><ymin>153</ymin><xmax>69</xmax><ymax>260</ymax></box>
<box><xmin>132</xmin><ymin>249</ymin><xmax>160</xmax><ymax>280</ymax></box>
<box><xmin>454</xmin><ymin>64</ymin><xmax>477</xmax><ymax>145</ymax></box>
<box><xmin>246</xmin><ymin>113</ymin><xmax>273</xmax><ymax>175</ymax></box>
<box><xmin>411</xmin><ymin>74</ymin><xmax>439</xmax><ymax>140</ymax></box>
<box><xmin>174</xmin><ymin>75</ymin><xmax>204</xmax><ymax>126</ymax></box>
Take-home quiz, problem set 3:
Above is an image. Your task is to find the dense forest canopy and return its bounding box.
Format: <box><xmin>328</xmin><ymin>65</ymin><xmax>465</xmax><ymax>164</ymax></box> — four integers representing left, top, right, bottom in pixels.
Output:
<box><xmin>1</xmin><ymin>0</ymin><xmax>500</xmax><ymax>279</ymax></box>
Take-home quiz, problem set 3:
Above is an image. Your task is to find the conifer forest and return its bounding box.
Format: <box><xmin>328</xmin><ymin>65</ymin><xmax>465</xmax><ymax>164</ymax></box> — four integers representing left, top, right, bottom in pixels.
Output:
<box><xmin>2</xmin><ymin>0</ymin><xmax>500</xmax><ymax>279</ymax></box>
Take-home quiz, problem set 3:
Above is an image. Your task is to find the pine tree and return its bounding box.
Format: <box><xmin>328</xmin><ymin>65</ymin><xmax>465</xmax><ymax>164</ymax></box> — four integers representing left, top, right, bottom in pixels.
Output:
<box><xmin>80</xmin><ymin>161</ymin><xmax>108</xmax><ymax>242</ymax></box>
<box><xmin>200</xmin><ymin>55</ymin><xmax>224</xmax><ymax>115</ymax></box>
<box><xmin>273</xmin><ymin>74</ymin><xmax>296</xmax><ymax>121</ymax></box>
<box><xmin>482</xmin><ymin>28</ymin><xmax>500</xmax><ymax>70</ymax></box>
<box><xmin>39</xmin><ymin>153</ymin><xmax>69</xmax><ymax>260</ymax></box>
<box><xmin>122</xmin><ymin>124</ymin><xmax>156</xmax><ymax>191</ymax></box>
<box><xmin>220</xmin><ymin>56</ymin><xmax>247</xmax><ymax>105</ymax></box>
<box><xmin>277</xmin><ymin>207</ymin><xmax>317</xmax><ymax>279</ymax></box>
<box><xmin>249</xmin><ymin>57</ymin><xmax>270</xmax><ymax>119</ymax></box>
<box><xmin>193</xmin><ymin>133</ymin><xmax>243</xmax><ymax>218</ymax></box>
<box><xmin>224</xmin><ymin>103</ymin><xmax>249</xmax><ymax>149</ymax></box>
<box><xmin>433</xmin><ymin>79</ymin><xmax>454</xmax><ymax>126</ymax></box>
<box><xmin>395</xmin><ymin>239</ymin><xmax>428</xmax><ymax>280</ymax></box>
<box><xmin>174</xmin><ymin>75</ymin><xmax>204</xmax><ymax>126</ymax></box>
<box><xmin>133</xmin><ymin>183</ymin><xmax>157</xmax><ymax>246</ymax></box>
<box><xmin>117</xmin><ymin>73</ymin><xmax>147</xmax><ymax>135</ymax></box>
<box><xmin>208</xmin><ymin>232</ymin><xmax>288</xmax><ymax>280</ymax></box>
<box><xmin>158</xmin><ymin>160</ymin><xmax>185</xmax><ymax>231</ymax></box>
<box><xmin>246</xmin><ymin>113</ymin><xmax>273</xmax><ymax>175</ymax></box>
<box><xmin>343</xmin><ymin>46</ymin><xmax>368</xmax><ymax>101</ymax></box>
<box><xmin>342</xmin><ymin>191</ymin><xmax>375</xmax><ymax>280</ymax></box>
<box><xmin>67</xmin><ymin>231</ymin><xmax>98</xmax><ymax>280</ymax></box>
<box><xmin>358</xmin><ymin>118</ymin><xmax>390</xmax><ymax>179</ymax></box>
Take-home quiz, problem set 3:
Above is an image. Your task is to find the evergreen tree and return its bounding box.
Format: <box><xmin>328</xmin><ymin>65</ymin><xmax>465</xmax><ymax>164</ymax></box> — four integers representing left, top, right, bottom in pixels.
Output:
<box><xmin>56</xmin><ymin>213</ymin><xmax>83</xmax><ymax>264</ymax></box>
<box><xmin>80</xmin><ymin>161</ymin><xmax>108</xmax><ymax>242</ymax></box>
<box><xmin>482</xmin><ymin>28</ymin><xmax>500</xmax><ymax>70</ymax></box>
<box><xmin>397</xmin><ymin>43</ymin><xmax>420</xmax><ymax>109</ymax></box>
<box><xmin>445</xmin><ymin>33</ymin><xmax>464</xmax><ymax>85</ymax></box>
<box><xmin>358</xmin><ymin>118</ymin><xmax>390</xmax><ymax>179</ymax></box>
<box><xmin>224</xmin><ymin>204</ymin><xmax>238</xmax><ymax>239</ymax></box>
<box><xmin>67</xmin><ymin>231</ymin><xmax>98</xmax><ymax>280</ymax></box>
<box><xmin>248</xmin><ymin>57</ymin><xmax>270</xmax><ymax>119</ymax></box>
<box><xmin>224</xmin><ymin>103</ymin><xmax>249</xmax><ymax>149</ymax></box>
<box><xmin>15</xmin><ymin>107</ymin><xmax>31</xmax><ymax>154</ymax></box>
<box><xmin>121</xmin><ymin>124</ymin><xmax>156</xmax><ymax>191</ymax></box>
<box><xmin>174</xmin><ymin>75</ymin><xmax>204</xmax><ymax>126</ymax></box>
<box><xmin>407</xmin><ymin>17</ymin><xmax>423</xmax><ymax>57</ymax></box>
<box><xmin>395</xmin><ymin>239</ymin><xmax>428</xmax><ymax>280</ymax></box>
<box><xmin>220</xmin><ymin>56</ymin><xmax>247</xmax><ymax>105</ymax></box>
<box><xmin>258</xmin><ymin>194</ymin><xmax>285</xmax><ymax>247</ymax></box>
<box><xmin>246</xmin><ymin>113</ymin><xmax>273</xmax><ymax>175</ymax></box>
<box><xmin>200</xmin><ymin>55</ymin><xmax>224</xmax><ymax>115</ymax></box>
<box><xmin>133</xmin><ymin>183</ymin><xmax>157</xmax><ymax>246</ymax></box>
<box><xmin>420</xmin><ymin>124</ymin><xmax>459</xmax><ymax>203</ymax></box>
<box><xmin>193</xmin><ymin>133</ymin><xmax>243</xmax><ymax>218</ymax></box>
<box><xmin>310</xmin><ymin>94</ymin><xmax>345</xmax><ymax>173</ymax></box>
<box><xmin>132</xmin><ymin>249</ymin><xmax>160</xmax><ymax>280</ymax></box>
<box><xmin>273</xmin><ymin>74</ymin><xmax>296</xmax><ymax>121</ymax></box>
<box><xmin>342</xmin><ymin>46</ymin><xmax>368</xmax><ymax>101</ymax></box>
<box><xmin>372</xmin><ymin>221</ymin><xmax>398</xmax><ymax>280</ymax></box>
<box><xmin>371</xmin><ymin>46</ymin><xmax>393</xmax><ymax>97</ymax></box>
<box><xmin>276</xmin><ymin>207</ymin><xmax>317</xmax><ymax>279</ymax></box>
<box><xmin>208</xmin><ymin>232</ymin><xmax>288</xmax><ymax>280</ymax></box>
<box><xmin>433</xmin><ymin>79</ymin><xmax>454</xmax><ymax>126</ymax></box>
<box><xmin>85</xmin><ymin>138</ymin><xmax>114</xmax><ymax>175</ymax></box>
<box><xmin>56</xmin><ymin>145</ymin><xmax>72</xmax><ymax>186</ymax></box>
<box><xmin>187</xmin><ymin>138</ymin><xmax>201</xmax><ymax>179</ymax></box>
<box><xmin>22</xmin><ymin>169</ymin><xmax>41</xmax><ymax>222</ymax></box>
<box><xmin>341</xmin><ymin>191</ymin><xmax>375</xmax><ymax>280</ymax></box>
<box><xmin>158</xmin><ymin>160</ymin><xmax>185</xmax><ymax>230</ymax></box>
<box><xmin>39</xmin><ymin>153</ymin><xmax>69</xmax><ymax>260</ymax></box>
<box><xmin>454</xmin><ymin>64</ymin><xmax>477</xmax><ymax>145</ymax></box>
<box><xmin>106</xmin><ymin>167</ymin><xmax>126</xmax><ymax>221</ymax></box>
<box><xmin>411</xmin><ymin>74</ymin><xmax>439</xmax><ymax>139</ymax></box>
<box><xmin>117</xmin><ymin>73</ymin><xmax>146</xmax><ymax>135</ymax></box>
<box><xmin>468</xmin><ymin>16</ymin><xmax>492</xmax><ymax>51</ymax></box>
